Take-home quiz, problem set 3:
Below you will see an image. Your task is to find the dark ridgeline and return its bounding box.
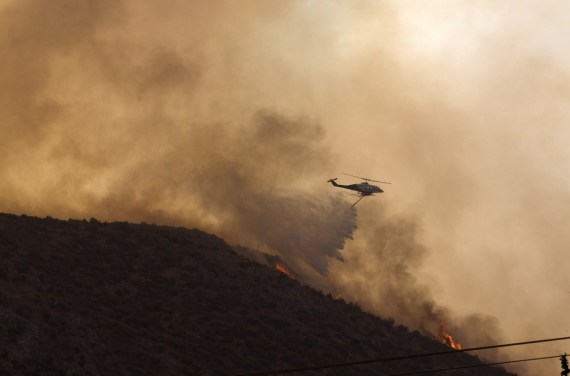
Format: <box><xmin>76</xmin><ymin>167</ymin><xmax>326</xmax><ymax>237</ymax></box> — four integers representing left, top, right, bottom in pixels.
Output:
<box><xmin>0</xmin><ymin>213</ymin><xmax>515</xmax><ymax>376</ymax></box>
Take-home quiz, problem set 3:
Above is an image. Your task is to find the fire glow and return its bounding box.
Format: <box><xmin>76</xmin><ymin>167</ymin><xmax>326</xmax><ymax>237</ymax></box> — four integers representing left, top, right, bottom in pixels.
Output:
<box><xmin>275</xmin><ymin>262</ymin><xmax>292</xmax><ymax>277</ymax></box>
<box><xmin>438</xmin><ymin>322</ymin><xmax>462</xmax><ymax>350</ymax></box>
<box><xmin>333</xmin><ymin>294</ymin><xmax>343</xmax><ymax>301</ymax></box>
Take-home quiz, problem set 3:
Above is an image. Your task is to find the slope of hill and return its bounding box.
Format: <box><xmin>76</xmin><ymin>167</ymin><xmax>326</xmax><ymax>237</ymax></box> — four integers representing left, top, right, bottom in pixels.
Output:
<box><xmin>0</xmin><ymin>213</ymin><xmax>514</xmax><ymax>375</ymax></box>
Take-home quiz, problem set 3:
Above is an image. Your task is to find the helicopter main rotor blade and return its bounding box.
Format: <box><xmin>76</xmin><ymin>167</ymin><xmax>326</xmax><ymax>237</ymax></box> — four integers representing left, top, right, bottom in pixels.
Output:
<box><xmin>342</xmin><ymin>172</ymin><xmax>392</xmax><ymax>184</ymax></box>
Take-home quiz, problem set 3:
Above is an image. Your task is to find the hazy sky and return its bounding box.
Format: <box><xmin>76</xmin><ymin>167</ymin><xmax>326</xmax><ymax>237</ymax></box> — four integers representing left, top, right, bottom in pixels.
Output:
<box><xmin>1</xmin><ymin>1</ymin><xmax>569</xmax><ymax>375</ymax></box>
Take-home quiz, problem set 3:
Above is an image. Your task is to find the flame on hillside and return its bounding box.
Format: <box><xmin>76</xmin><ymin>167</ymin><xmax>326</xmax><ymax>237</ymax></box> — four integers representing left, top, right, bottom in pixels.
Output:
<box><xmin>275</xmin><ymin>262</ymin><xmax>292</xmax><ymax>277</ymax></box>
<box><xmin>438</xmin><ymin>322</ymin><xmax>462</xmax><ymax>350</ymax></box>
<box><xmin>329</xmin><ymin>292</ymin><xmax>343</xmax><ymax>301</ymax></box>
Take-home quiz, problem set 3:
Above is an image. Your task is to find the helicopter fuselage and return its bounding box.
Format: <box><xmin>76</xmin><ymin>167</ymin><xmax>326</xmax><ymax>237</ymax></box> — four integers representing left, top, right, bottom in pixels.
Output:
<box><xmin>328</xmin><ymin>179</ymin><xmax>383</xmax><ymax>196</ymax></box>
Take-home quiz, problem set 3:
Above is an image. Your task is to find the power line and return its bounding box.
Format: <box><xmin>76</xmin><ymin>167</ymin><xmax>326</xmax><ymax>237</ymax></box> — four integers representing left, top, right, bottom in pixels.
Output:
<box><xmin>234</xmin><ymin>336</ymin><xmax>570</xmax><ymax>376</ymax></box>
<box><xmin>387</xmin><ymin>354</ymin><xmax>562</xmax><ymax>376</ymax></box>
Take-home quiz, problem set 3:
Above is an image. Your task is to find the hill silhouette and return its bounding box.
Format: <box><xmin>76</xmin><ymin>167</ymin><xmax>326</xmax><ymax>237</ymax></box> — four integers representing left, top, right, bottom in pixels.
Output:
<box><xmin>0</xmin><ymin>213</ymin><xmax>515</xmax><ymax>375</ymax></box>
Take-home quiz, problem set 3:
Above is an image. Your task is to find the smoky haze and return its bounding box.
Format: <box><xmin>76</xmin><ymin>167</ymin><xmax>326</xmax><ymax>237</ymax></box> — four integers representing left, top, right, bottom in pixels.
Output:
<box><xmin>1</xmin><ymin>1</ymin><xmax>569</xmax><ymax>375</ymax></box>
<box><xmin>0</xmin><ymin>0</ymin><xmax>357</xmax><ymax>279</ymax></box>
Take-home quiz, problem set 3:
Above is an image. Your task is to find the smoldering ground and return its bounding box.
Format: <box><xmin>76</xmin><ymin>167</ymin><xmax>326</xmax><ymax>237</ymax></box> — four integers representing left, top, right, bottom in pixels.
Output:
<box><xmin>2</xmin><ymin>2</ymin><xmax>569</xmax><ymax>375</ymax></box>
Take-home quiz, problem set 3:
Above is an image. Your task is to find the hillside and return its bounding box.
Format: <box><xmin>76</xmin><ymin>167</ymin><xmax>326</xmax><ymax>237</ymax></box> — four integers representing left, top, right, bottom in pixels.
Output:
<box><xmin>0</xmin><ymin>213</ymin><xmax>514</xmax><ymax>375</ymax></box>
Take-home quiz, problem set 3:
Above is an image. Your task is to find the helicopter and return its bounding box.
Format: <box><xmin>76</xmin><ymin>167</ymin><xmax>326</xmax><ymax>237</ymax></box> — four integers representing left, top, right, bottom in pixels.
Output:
<box><xmin>328</xmin><ymin>173</ymin><xmax>391</xmax><ymax>207</ymax></box>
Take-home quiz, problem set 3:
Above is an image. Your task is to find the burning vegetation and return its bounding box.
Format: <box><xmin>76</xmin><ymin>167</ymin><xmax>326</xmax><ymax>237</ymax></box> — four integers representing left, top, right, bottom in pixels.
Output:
<box><xmin>438</xmin><ymin>322</ymin><xmax>462</xmax><ymax>350</ymax></box>
<box><xmin>275</xmin><ymin>262</ymin><xmax>292</xmax><ymax>277</ymax></box>
<box><xmin>333</xmin><ymin>294</ymin><xmax>343</xmax><ymax>301</ymax></box>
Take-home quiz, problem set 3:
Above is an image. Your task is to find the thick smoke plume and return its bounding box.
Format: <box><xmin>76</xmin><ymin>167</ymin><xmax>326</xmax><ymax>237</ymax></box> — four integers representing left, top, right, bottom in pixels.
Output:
<box><xmin>1</xmin><ymin>2</ymin><xmax>569</xmax><ymax>375</ymax></box>
<box><xmin>328</xmin><ymin>203</ymin><xmax>505</xmax><ymax>359</ymax></box>
<box><xmin>0</xmin><ymin>0</ymin><xmax>356</xmax><ymax>277</ymax></box>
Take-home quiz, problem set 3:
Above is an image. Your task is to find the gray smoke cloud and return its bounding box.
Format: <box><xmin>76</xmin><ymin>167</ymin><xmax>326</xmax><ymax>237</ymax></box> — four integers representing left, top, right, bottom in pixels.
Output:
<box><xmin>1</xmin><ymin>2</ymin><xmax>569</xmax><ymax>375</ymax></box>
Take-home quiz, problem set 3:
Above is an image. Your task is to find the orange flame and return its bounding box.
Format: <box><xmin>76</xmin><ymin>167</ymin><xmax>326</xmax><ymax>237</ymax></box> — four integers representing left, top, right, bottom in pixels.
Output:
<box><xmin>438</xmin><ymin>322</ymin><xmax>462</xmax><ymax>350</ymax></box>
<box><xmin>275</xmin><ymin>262</ymin><xmax>292</xmax><ymax>277</ymax></box>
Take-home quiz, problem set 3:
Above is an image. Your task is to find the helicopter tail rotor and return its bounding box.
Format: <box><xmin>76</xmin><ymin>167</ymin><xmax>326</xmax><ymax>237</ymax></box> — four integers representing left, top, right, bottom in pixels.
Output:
<box><xmin>327</xmin><ymin>178</ymin><xmax>339</xmax><ymax>186</ymax></box>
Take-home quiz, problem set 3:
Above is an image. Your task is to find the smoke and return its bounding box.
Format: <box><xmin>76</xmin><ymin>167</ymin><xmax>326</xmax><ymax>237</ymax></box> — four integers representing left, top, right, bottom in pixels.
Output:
<box><xmin>1</xmin><ymin>1</ymin><xmax>569</xmax><ymax>375</ymax></box>
<box><xmin>328</xmin><ymin>202</ymin><xmax>505</xmax><ymax>358</ymax></box>
<box><xmin>0</xmin><ymin>0</ymin><xmax>357</xmax><ymax>278</ymax></box>
<box><xmin>329</xmin><ymin>204</ymin><xmax>437</xmax><ymax>332</ymax></box>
